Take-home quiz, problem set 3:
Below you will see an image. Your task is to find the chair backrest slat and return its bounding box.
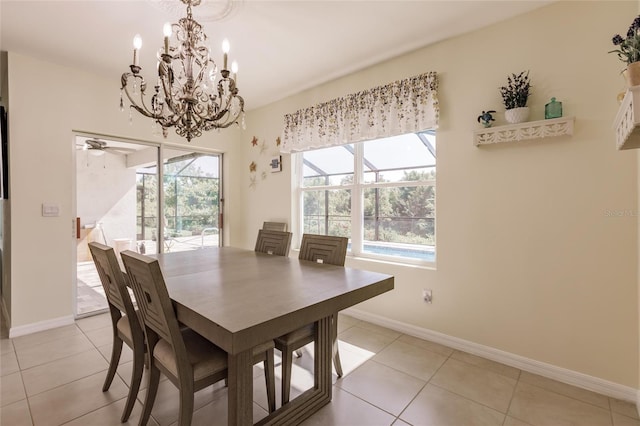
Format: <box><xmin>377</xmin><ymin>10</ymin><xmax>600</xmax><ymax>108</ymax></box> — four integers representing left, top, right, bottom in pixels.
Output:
<box><xmin>262</xmin><ymin>221</ymin><xmax>287</xmax><ymax>232</ymax></box>
<box><xmin>120</xmin><ymin>250</ymin><xmax>186</xmax><ymax>357</ymax></box>
<box><xmin>88</xmin><ymin>242</ymin><xmax>138</xmax><ymax>323</ymax></box>
<box><xmin>255</xmin><ymin>229</ymin><xmax>292</xmax><ymax>256</ymax></box>
<box><xmin>299</xmin><ymin>234</ymin><xmax>348</xmax><ymax>266</ymax></box>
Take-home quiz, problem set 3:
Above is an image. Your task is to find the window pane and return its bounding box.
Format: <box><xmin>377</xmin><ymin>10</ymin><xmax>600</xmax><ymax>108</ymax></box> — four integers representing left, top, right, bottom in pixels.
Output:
<box><xmin>362</xmin><ymin>133</ymin><xmax>435</xmax><ymax>183</ymax></box>
<box><xmin>363</xmin><ymin>186</ymin><xmax>435</xmax><ymax>259</ymax></box>
<box><xmin>137</xmin><ymin>172</ymin><xmax>158</xmax><ymax>242</ymax></box>
<box><xmin>162</xmin><ymin>152</ymin><xmax>220</xmax><ymax>252</ymax></box>
<box><xmin>303</xmin><ymin>189</ymin><xmax>351</xmax><ymax>237</ymax></box>
<box><xmin>302</xmin><ymin>145</ymin><xmax>354</xmax><ymax>187</ymax></box>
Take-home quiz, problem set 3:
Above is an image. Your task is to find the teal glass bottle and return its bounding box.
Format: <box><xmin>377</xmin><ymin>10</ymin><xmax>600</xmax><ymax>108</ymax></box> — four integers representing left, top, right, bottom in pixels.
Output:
<box><xmin>545</xmin><ymin>97</ymin><xmax>563</xmax><ymax>119</ymax></box>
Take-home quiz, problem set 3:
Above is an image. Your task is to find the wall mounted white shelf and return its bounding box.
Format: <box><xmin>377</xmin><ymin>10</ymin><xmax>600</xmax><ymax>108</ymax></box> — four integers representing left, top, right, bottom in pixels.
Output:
<box><xmin>474</xmin><ymin>116</ymin><xmax>574</xmax><ymax>146</ymax></box>
<box><xmin>613</xmin><ymin>86</ymin><xmax>640</xmax><ymax>150</ymax></box>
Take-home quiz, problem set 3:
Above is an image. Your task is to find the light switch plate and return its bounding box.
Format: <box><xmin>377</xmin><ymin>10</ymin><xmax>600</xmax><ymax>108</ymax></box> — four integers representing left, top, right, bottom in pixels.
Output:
<box><xmin>42</xmin><ymin>203</ymin><xmax>60</xmax><ymax>217</ymax></box>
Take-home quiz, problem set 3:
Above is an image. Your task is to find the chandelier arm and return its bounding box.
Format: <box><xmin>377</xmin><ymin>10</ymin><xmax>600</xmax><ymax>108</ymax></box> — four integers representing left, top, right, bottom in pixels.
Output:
<box><xmin>157</xmin><ymin>58</ymin><xmax>186</xmax><ymax>119</ymax></box>
<box><xmin>121</xmin><ymin>73</ymin><xmax>162</xmax><ymax>119</ymax></box>
<box><xmin>203</xmin><ymin>101</ymin><xmax>245</xmax><ymax>129</ymax></box>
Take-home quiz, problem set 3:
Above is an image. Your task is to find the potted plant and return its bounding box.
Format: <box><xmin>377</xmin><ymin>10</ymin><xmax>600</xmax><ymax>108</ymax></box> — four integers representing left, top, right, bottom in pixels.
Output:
<box><xmin>609</xmin><ymin>15</ymin><xmax>640</xmax><ymax>87</ymax></box>
<box><xmin>500</xmin><ymin>70</ymin><xmax>532</xmax><ymax>124</ymax></box>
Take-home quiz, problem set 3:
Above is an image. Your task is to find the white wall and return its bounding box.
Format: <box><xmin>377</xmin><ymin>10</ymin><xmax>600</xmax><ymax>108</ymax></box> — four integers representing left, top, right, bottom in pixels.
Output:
<box><xmin>76</xmin><ymin>150</ymin><xmax>137</xmax><ymax>261</ymax></box>
<box><xmin>5</xmin><ymin>51</ymin><xmax>243</xmax><ymax>329</ymax></box>
<box><xmin>241</xmin><ymin>1</ymin><xmax>639</xmax><ymax>390</ymax></box>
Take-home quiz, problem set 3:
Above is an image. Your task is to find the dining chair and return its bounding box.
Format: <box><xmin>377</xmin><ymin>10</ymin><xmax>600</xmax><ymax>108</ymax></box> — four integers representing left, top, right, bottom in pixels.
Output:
<box><xmin>275</xmin><ymin>233</ymin><xmax>348</xmax><ymax>405</ymax></box>
<box><xmin>262</xmin><ymin>221</ymin><xmax>287</xmax><ymax>232</ymax></box>
<box><xmin>120</xmin><ymin>250</ymin><xmax>276</xmax><ymax>425</ymax></box>
<box><xmin>254</xmin><ymin>229</ymin><xmax>292</xmax><ymax>256</ymax></box>
<box><xmin>88</xmin><ymin>242</ymin><xmax>145</xmax><ymax>423</ymax></box>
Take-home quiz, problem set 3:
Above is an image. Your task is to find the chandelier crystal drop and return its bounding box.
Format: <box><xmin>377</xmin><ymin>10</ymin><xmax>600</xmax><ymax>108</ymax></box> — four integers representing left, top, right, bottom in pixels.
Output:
<box><xmin>120</xmin><ymin>0</ymin><xmax>245</xmax><ymax>142</ymax></box>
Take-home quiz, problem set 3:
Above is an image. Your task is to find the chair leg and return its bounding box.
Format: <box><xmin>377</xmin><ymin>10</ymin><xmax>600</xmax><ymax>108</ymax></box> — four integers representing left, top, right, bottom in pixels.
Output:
<box><xmin>102</xmin><ymin>335</ymin><xmax>123</xmax><ymax>392</ymax></box>
<box><xmin>333</xmin><ymin>347</ymin><xmax>343</xmax><ymax>378</ymax></box>
<box><xmin>177</xmin><ymin>385</ymin><xmax>194</xmax><ymax>426</ymax></box>
<box><xmin>121</xmin><ymin>343</ymin><xmax>144</xmax><ymax>422</ymax></box>
<box><xmin>331</xmin><ymin>314</ymin><xmax>343</xmax><ymax>378</ymax></box>
<box><xmin>139</xmin><ymin>364</ymin><xmax>161</xmax><ymax>426</ymax></box>
<box><xmin>281</xmin><ymin>347</ymin><xmax>294</xmax><ymax>405</ymax></box>
<box><xmin>264</xmin><ymin>348</ymin><xmax>276</xmax><ymax>412</ymax></box>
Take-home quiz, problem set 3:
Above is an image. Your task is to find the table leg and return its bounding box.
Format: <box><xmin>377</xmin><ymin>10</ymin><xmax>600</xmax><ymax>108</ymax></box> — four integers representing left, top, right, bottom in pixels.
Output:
<box><xmin>255</xmin><ymin>316</ymin><xmax>332</xmax><ymax>425</ymax></box>
<box><xmin>314</xmin><ymin>315</ymin><xmax>333</xmax><ymax>399</ymax></box>
<box><xmin>228</xmin><ymin>348</ymin><xmax>254</xmax><ymax>426</ymax></box>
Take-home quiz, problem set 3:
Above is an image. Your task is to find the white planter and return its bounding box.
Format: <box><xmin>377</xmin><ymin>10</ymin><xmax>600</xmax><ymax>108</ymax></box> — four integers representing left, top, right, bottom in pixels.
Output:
<box><xmin>504</xmin><ymin>107</ymin><xmax>530</xmax><ymax>124</ymax></box>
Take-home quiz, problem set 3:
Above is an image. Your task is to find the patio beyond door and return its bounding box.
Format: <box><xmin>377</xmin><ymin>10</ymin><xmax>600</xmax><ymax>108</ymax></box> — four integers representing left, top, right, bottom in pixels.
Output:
<box><xmin>159</xmin><ymin>148</ymin><xmax>222</xmax><ymax>252</ymax></box>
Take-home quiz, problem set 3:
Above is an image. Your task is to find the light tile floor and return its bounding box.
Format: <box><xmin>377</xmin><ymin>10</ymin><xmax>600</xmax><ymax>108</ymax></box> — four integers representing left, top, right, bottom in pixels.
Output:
<box><xmin>76</xmin><ymin>261</ymin><xmax>109</xmax><ymax>316</ymax></box>
<box><xmin>1</xmin><ymin>313</ymin><xmax>638</xmax><ymax>426</ymax></box>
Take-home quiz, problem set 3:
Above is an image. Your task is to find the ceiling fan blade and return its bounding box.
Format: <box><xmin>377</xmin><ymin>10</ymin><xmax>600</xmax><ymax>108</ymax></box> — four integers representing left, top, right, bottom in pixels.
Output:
<box><xmin>85</xmin><ymin>139</ymin><xmax>106</xmax><ymax>150</ymax></box>
<box><xmin>104</xmin><ymin>147</ymin><xmax>137</xmax><ymax>154</ymax></box>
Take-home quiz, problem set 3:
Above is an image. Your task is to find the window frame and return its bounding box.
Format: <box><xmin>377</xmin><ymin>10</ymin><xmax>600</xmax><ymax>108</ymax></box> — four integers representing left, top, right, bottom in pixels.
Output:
<box><xmin>294</xmin><ymin>132</ymin><xmax>436</xmax><ymax>266</ymax></box>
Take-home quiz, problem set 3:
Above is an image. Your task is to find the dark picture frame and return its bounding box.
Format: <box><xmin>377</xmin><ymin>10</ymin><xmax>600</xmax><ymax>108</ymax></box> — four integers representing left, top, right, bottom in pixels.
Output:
<box><xmin>1</xmin><ymin>106</ymin><xmax>7</xmax><ymax>199</ymax></box>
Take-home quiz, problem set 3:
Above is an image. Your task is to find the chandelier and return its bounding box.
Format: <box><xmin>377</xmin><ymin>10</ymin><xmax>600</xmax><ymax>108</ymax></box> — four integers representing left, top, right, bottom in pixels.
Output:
<box><xmin>120</xmin><ymin>0</ymin><xmax>245</xmax><ymax>142</ymax></box>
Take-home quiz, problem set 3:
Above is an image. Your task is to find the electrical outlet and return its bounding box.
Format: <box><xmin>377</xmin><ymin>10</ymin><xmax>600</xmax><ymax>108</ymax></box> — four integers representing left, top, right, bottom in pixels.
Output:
<box><xmin>422</xmin><ymin>288</ymin><xmax>432</xmax><ymax>304</ymax></box>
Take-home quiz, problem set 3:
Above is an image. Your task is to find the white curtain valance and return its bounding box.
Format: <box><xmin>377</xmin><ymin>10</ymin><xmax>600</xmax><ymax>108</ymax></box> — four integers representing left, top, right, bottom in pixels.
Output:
<box><xmin>281</xmin><ymin>72</ymin><xmax>439</xmax><ymax>153</ymax></box>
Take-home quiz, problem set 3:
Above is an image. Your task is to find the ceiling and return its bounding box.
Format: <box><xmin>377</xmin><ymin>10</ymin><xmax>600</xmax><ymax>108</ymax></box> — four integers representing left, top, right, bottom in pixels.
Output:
<box><xmin>1</xmin><ymin>0</ymin><xmax>551</xmax><ymax>111</ymax></box>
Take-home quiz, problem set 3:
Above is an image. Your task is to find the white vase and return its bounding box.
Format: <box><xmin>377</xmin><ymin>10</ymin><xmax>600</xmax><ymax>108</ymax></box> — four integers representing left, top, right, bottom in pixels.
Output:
<box><xmin>504</xmin><ymin>107</ymin><xmax>530</xmax><ymax>124</ymax></box>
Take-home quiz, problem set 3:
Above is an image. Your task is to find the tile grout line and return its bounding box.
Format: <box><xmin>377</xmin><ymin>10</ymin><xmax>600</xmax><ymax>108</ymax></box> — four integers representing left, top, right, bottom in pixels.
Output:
<box><xmin>392</xmin><ymin>337</ymin><xmax>456</xmax><ymax>425</ymax></box>
<box><xmin>24</xmin><ymin>322</ymin><xmax>114</xmax><ymax>425</ymax></box>
<box><xmin>420</xmin><ymin>350</ymin><xmax>521</xmax><ymax>420</ymax></box>
<box><xmin>501</xmin><ymin>369</ymin><xmax>523</xmax><ymax>426</ymax></box>
<box><xmin>517</xmin><ymin>379</ymin><xmax>616</xmax><ymax>416</ymax></box>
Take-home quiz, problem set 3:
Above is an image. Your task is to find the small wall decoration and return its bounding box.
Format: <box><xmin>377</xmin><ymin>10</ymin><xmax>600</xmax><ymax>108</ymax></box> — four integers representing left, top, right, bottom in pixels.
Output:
<box><xmin>477</xmin><ymin>110</ymin><xmax>496</xmax><ymax>128</ymax></box>
<box><xmin>270</xmin><ymin>156</ymin><xmax>282</xmax><ymax>173</ymax></box>
<box><xmin>248</xmin><ymin>135</ymin><xmax>284</xmax><ymax>188</ymax></box>
<box><xmin>500</xmin><ymin>70</ymin><xmax>532</xmax><ymax>124</ymax></box>
<box><xmin>544</xmin><ymin>97</ymin><xmax>563</xmax><ymax>119</ymax></box>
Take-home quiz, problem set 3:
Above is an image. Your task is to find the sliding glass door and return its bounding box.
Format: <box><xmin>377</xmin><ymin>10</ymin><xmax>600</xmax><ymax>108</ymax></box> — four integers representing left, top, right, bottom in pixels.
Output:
<box><xmin>75</xmin><ymin>137</ymin><xmax>222</xmax><ymax>317</ymax></box>
<box><xmin>159</xmin><ymin>148</ymin><xmax>222</xmax><ymax>252</ymax></box>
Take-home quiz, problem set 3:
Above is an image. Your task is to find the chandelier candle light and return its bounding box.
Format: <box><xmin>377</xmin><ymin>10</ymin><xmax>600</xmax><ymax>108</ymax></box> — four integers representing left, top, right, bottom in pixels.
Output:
<box><xmin>120</xmin><ymin>0</ymin><xmax>245</xmax><ymax>142</ymax></box>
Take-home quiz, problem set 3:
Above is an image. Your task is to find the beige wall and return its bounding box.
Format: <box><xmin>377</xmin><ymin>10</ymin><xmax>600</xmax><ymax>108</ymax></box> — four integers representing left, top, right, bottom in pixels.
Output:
<box><xmin>3</xmin><ymin>0</ymin><xmax>638</xmax><ymax>393</ymax></box>
<box><xmin>5</xmin><ymin>52</ymin><xmax>243</xmax><ymax>328</ymax></box>
<box><xmin>241</xmin><ymin>1</ymin><xmax>639</xmax><ymax>388</ymax></box>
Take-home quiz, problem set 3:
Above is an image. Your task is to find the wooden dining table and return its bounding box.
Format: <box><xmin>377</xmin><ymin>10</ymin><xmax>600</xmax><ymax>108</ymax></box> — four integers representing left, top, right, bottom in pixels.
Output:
<box><xmin>147</xmin><ymin>246</ymin><xmax>394</xmax><ymax>425</ymax></box>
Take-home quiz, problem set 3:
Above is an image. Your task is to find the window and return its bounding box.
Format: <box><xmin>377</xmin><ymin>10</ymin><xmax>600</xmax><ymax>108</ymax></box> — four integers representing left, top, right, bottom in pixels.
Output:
<box><xmin>298</xmin><ymin>131</ymin><xmax>435</xmax><ymax>263</ymax></box>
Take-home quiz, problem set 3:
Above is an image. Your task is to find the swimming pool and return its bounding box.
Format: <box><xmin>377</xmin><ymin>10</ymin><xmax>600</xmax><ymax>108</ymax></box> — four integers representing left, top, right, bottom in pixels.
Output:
<box><xmin>360</xmin><ymin>243</ymin><xmax>435</xmax><ymax>262</ymax></box>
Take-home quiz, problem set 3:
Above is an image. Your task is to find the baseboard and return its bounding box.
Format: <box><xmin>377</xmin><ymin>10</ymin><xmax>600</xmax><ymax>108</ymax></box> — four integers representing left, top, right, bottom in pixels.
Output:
<box><xmin>345</xmin><ymin>308</ymin><xmax>637</xmax><ymax>403</ymax></box>
<box><xmin>9</xmin><ymin>315</ymin><xmax>75</xmax><ymax>338</ymax></box>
